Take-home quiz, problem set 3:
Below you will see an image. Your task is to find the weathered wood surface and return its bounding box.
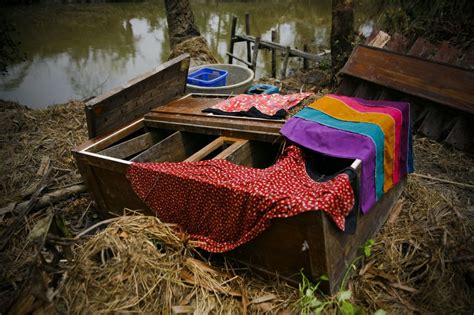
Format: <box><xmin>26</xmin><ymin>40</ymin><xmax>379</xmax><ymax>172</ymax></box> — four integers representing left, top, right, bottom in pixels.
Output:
<box><xmin>98</xmin><ymin>131</ymin><xmax>167</xmax><ymax>159</ymax></box>
<box><xmin>213</xmin><ymin>139</ymin><xmax>249</xmax><ymax>161</ymax></box>
<box><xmin>231</xmin><ymin>179</ymin><xmax>405</xmax><ymax>294</ymax></box>
<box><xmin>131</xmin><ymin>131</ymin><xmax>215</xmax><ymax>163</ymax></box>
<box><xmin>337</xmin><ymin>33</ymin><xmax>474</xmax><ymax>152</ymax></box>
<box><xmin>340</xmin><ymin>45</ymin><xmax>474</xmax><ymax>114</ymax></box>
<box><xmin>85</xmin><ymin>54</ymin><xmax>190</xmax><ymax>138</ymax></box>
<box><xmin>235</xmin><ymin>34</ymin><xmax>326</xmax><ymax>62</ymax></box>
<box><xmin>147</xmin><ymin>95</ymin><xmax>283</xmax><ymax>136</ymax></box>
<box><xmin>184</xmin><ymin>137</ymin><xmax>247</xmax><ymax>162</ymax></box>
<box><xmin>144</xmin><ymin>95</ymin><xmax>283</xmax><ymax>142</ymax></box>
<box><xmin>150</xmin><ymin>94</ymin><xmax>223</xmax><ymax>115</ymax></box>
<box><xmin>144</xmin><ymin>118</ymin><xmax>281</xmax><ymax>143</ymax></box>
<box><xmin>318</xmin><ymin>179</ymin><xmax>405</xmax><ymax>293</ymax></box>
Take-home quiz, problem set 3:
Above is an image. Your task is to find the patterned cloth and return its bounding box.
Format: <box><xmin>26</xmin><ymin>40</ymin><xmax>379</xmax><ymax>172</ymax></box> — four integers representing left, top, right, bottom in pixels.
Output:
<box><xmin>127</xmin><ymin>146</ymin><xmax>354</xmax><ymax>253</ymax></box>
<box><xmin>202</xmin><ymin>93</ymin><xmax>313</xmax><ymax>119</ymax></box>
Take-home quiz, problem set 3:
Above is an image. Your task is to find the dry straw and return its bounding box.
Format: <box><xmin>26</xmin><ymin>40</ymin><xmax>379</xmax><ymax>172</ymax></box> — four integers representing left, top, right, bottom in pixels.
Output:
<box><xmin>1</xmin><ymin>100</ymin><xmax>473</xmax><ymax>314</ymax></box>
<box><xmin>57</xmin><ymin>213</ymin><xmax>296</xmax><ymax>314</ymax></box>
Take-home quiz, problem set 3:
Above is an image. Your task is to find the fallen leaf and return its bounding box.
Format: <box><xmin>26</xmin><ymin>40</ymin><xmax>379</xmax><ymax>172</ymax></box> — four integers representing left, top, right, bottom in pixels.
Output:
<box><xmin>28</xmin><ymin>213</ymin><xmax>54</xmax><ymax>241</ymax></box>
<box><xmin>171</xmin><ymin>305</ymin><xmax>195</xmax><ymax>314</ymax></box>
<box><xmin>250</xmin><ymin>293</ymin><xmax>277</xmax><ymax>304</ymax></box>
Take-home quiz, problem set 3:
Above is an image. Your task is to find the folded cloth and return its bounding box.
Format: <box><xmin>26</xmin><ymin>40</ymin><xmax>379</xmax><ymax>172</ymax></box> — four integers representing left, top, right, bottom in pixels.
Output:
<box><xmin>282</xmin><ymin>116</ymin><xmax>379</xmax><ymax>213</ymax></box>
<box><xmin>295</xmin><ymin>107</ymin><xmax>384</xmax><ymax>201</ymax></box>
<box><xmin>202</xmin><ymin>92</ymin><xmax>313</xmax><ymax>119</ymax></box>
<box><xmin>127</xmin><ymin>146</ymin><xmax>354</xmax><ymax>253</ymax></box>
<box><xmin>331</xmin><ymin>94</ymin><xmax>402</xmax><ymax>185</ymax></box>
<box><xmin>352</xmin><ymin>98</ymin><xmax>414</xmax><ymax>175</ymax></box>
<box><xmin>309</xmin><ymin>95</ymin><xmax>395</xmax><ymax>192</ymax></box>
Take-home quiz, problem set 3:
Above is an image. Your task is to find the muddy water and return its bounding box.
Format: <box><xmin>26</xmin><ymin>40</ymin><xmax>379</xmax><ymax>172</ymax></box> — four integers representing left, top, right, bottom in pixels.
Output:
<box><xmin>0</xmin><ymin>0</ymin><xmax>377</xmax><ymax>108</ymax></box>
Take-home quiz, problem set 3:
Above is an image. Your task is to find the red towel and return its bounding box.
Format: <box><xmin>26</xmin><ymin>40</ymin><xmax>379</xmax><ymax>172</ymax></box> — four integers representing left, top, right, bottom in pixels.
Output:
<box><xmin>127</xmin><ymin>146</ymin><xmax>354</xmax><ymax>253</ymax></box>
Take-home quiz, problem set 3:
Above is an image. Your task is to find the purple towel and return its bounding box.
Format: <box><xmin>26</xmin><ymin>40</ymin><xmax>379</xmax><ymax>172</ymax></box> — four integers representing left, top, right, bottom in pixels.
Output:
<box><xmin>281</xmin><ymin>117</ymin><xmax>377</xmax><ymax>213</ymax></box>
<box><xmin>351</xmin><ymin>98</ymin><xmax>413</xmax><ymax>176</ymax></box>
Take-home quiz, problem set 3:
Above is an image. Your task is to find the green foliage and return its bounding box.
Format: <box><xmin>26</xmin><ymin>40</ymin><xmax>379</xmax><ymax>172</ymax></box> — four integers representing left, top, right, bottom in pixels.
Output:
<box><xmin>363</xmin><ymin>239</ymin><xmax>375</xmax><ymax>258</ymax></box>
<box><xmin>0</xmin><ymin>19</ymin><xmax>25</xmax><ymax>75</ymax></box>
<box><xmin>377</xmin><ymin>0</ymin><xmax>474</xmax><ymax>45</ymax></box>
<box><xmin>293</xmin><ymin>272</ymin><xmax>365</xmax><ymax>315</ymax></box>
<box><xmin>293</xmin><ymin>240</ymin><xmax>381</xmax><ymax>314</ymax></box>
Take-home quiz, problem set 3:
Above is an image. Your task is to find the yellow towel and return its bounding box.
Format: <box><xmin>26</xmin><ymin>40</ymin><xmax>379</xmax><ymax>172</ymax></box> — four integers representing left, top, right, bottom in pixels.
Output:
<box><xmin>309</xmin><ymin>95</ymin><xmax>395</xmax><ymax>192</ymax></box>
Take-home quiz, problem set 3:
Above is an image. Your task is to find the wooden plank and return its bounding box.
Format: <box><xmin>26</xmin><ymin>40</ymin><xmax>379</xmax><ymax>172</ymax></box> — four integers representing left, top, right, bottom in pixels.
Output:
<box><xmin>271</xmin><ymin>30</ymin><xmax>277</xmax><ymax>77</ymax></box>
<box><xmin>144</xmin><ymin>117</ymin><xmax>282</xmax><ymax>144</ymax></box>
<box><xmin>252</xmin><ymin>37</ymin><xmax>260</xmax><ymax>70</ymax></box>
<box><xmin>366</xmin><ymin>30</ymin><xmax>390</xmax><ymax>48</ymax></box>
<box><xmin>146</xmin><ymin>112</ymin><xmax>283</xmax><ymax>134</ymax></box>
<box><xmin>319</xmin><ymin>180</ymin><xmax>406</xmax><ymax>293</ymax></box>
<box><xmin>131</xmin><ymin>131</ymin><xmax>184</xmax><ymax>163</ymax></box>
<box><xmin>228</xmin><ymin>16</ymin><xmax>237</xmax><ymax>64</ymax></box>
<box><xmin>281</xmin><ymin>46</ymin><xmax>290</xmax><ymax>79</ymax></box>
<box><xmin>221</xmin><ymin>141</ymin><xmax>280</xmax><ymax>168</ymax></box>
<box><xmin>235</xmin><ymin>34</ymin><xmax>326</xmax><ymax>62</ymax></box>
<box><xmin>184</xmin><ymin>137</ymin><xmax>225</xmax><ymax>162</ymax></box>
<box><xmin>229</xmin><ymin>211</ymin><xmax>319</xmax><ymax>284</ymax></box>
<box><xmin>335</xmin><ymin>76</ymin><xmax>359</xmax><ymax>96</ymax></box>
<box><xmin>99</xmin><ymin>132</ymin><xmax>158</xmax><ymax>159</ymax></box>
<box><xmin>407</xmin><ymin>37</ymin><xmax>437</xmax><ymax>59</ymax></box>
<box><xmin>340</xmin><ymin>45</ymin><xmax>474</xmax><ymax>114</ymax></box>
<box><xmin>432</xmin><ymin>41</ymin><xmax>463</xmax><ymax>65</ymax></box>
<box><xmin>131</xmin><ymin>131</ymin><xmax>216</xmax><ymax>163</ymax></box>
<box><xmin>88</xmin><ymin>164</ymin><xmax>150</xmax><ymax>216</ymax></box>
<box><xmin>213</xmin><ymin>139</ymin><xmax>249</xmax><ymax>160</ymax></box>
<box><xmin>85</xmin><ymin>54</ymin><xmax>190</xmax><ymax>138</ymax></box>
<box><xmin>444</xmin><ymin>116</ymin><xmax>474</xmax><ymax>152</ymax></box>
<box><xmin>73</xmin><ymin>153</ymin><xmax>110</xmax><ymax>217</ymax></box>
<box><xmin>75</xmin><ymin>119</ymin><xmax>145</xmax><ymax>153</ymax></box>
<box><xmin>383</xmin><ymin>32</ymin><xmax>409</xmax><ymax>53</ymax></box>
<box><xmin>151</xmin><ymin>94</ymin><xmax>224</xmax><ymax>115</ymax></box>
<box><xmin>225</xmin><ymin>52</ymin><xmax>252</xmax><ymax>67</ymax></box>
<box><xmin>89</xmin><ymin>77</ymin><xmax>184</xmax><ymax>137</ymax></box>
<box><xmin>245</xmin><ymin>13</ymin><xmax>252</xmax><ymax>64</ymax></box>
<box><xmin>417</xmin><ymin>106</ymin><xmax>455</xmax><ymax>141</ymax></box>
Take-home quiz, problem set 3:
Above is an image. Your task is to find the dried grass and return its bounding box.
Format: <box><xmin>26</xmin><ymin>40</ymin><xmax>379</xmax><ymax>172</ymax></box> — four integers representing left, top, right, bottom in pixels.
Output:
<box><xmin>350</xmin><ymin>136</ymin><xmax>474</xmax><ymax>314</ymax></box>
<box><xmin>57</xmin><ymin>213</ymin><xmax>297</xmax><ymax>314</ymax></box>
<box><xmin>1</xmin><ymin>99</ymin><xmax>473</xmax><ymax>314</ymax></box>
<box><xmin>0</xmin><ymin>100</ymin><xmax>87</xmax><ymax>205</ymax></box>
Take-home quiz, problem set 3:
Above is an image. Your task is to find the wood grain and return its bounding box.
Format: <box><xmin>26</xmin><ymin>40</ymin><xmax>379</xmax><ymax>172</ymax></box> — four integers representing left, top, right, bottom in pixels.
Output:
<box><xmin>341</xmin><ymin>45</ymin><xmax>474</xmax><ymax>114</ymax></box>
<box><xmin>85</xmin><ymin>54</ymin><xmax>190</xmax><ymax>138</ymax></box>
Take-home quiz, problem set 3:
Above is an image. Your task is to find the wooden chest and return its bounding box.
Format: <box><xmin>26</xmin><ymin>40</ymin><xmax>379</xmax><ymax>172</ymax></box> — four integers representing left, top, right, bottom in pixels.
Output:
<box><xmin>73</xmin><ymin>54</ymin><xmax>404</xmax><ymax>293</ymax></box>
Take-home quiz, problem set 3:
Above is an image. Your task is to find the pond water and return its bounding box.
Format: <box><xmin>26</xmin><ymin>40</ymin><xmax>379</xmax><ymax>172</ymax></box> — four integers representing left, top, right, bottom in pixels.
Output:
<box><xmin>0</xmin><ymin>0</ymin><xmax>377</xmax><ymax>108</ymax></box>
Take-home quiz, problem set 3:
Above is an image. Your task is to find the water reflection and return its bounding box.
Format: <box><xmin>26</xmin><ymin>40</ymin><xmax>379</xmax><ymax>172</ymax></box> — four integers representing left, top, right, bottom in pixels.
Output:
<box><xmin>0</xmin><ymin>0</ymin><xmax>373</xmax><ymax>108</ymax></box>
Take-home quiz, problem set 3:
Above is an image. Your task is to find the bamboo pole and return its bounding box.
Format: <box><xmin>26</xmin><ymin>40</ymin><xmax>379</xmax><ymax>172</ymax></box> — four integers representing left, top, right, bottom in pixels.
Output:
<box><xmin>245</xmin><ymin>13</ymin><xmax>251</xmax><ymax>64</ymax></box>
<box><xmin>236</xmin><ymin>33</ymin><xmax>326</xmax><ymax>62</ymax></box>
<box><xmin>227</xmin><ymin>16</ymin><xmax>238</xmax><ymax>64</ymax></box>
<box><xmin>252</xmin><ymin>36</ymin><xmax>261</xmax><ymax>71</ymax></box>
<box><xmin>271</xmin><ymin>30</ymin><xmax>277</xmax><ymax>78</ymax></box>
<box><xmin>281</xmin><ymin>46</ymin><xmax>291</xmax><ymax>79</ymax></box>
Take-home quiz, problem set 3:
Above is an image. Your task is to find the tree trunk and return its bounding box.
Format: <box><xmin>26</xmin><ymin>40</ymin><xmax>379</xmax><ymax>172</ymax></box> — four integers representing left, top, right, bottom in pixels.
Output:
<box><xmin>330</xmin><ymin>0</ymin><xmax>354</xmax><ymax>76</ymax></box>
<box><xmin>164</xmin><ymin>0</ymin><xmax>201</xmax><ymax>50</ymax></box>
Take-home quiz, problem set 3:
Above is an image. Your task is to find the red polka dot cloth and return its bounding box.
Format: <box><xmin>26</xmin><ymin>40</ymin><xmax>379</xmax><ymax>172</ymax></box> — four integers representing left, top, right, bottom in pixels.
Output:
<box><xmin>203</xmin><ymin>92</ymin><xmax>314</xmax><ymax>119</ymax></box>
<box><xmin>126</xmin><ymin>145</ymin><xmax>354</xmax><ymax>253</ymax></box>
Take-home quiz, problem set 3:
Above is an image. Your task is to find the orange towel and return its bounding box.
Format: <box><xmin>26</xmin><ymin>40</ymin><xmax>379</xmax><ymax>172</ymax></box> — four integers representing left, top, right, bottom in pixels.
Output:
<box><xmin>309</xmin><ymin>95</ymin><xmax>395</xmax><ymax>192</ymax></box>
